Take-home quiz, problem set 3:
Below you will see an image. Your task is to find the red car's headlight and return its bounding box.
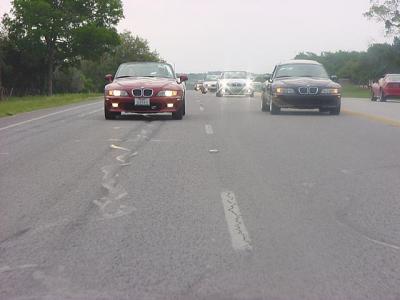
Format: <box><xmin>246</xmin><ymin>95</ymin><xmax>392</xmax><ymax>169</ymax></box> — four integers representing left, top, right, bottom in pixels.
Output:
<box><xmin>157</xmin><ymin>90</ymin><xmax>179</xmax><ymax>97</ymax></box>
<box><xmin>107</xmin><ymin>90</ymin><xmax>129</xmax><ymax>97</ymax></box>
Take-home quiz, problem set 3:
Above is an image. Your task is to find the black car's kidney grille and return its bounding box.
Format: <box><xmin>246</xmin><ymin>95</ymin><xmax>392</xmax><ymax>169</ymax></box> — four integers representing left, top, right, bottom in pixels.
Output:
<box><xmin>309</xmin><ymin>87</ymin><xmax>318</xmax><ymax>95</ymax></box>
<box><xmin>132</xmin><ymin>89</ymin><xmax>142</xmax><ymax>97</ymax></box>
<box><xmin>298</xmin><ymin>87</ymin><xmax>319</xmax><ymax>95</ymax></box>
<box><xmin>298</xmin><ymin>87</ymin><xmax>308</xmax><ymax>95</ymax></box>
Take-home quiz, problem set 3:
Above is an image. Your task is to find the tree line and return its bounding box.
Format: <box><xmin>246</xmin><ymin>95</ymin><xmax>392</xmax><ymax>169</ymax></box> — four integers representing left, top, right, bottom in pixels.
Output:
<box><xmin>0</xmin><ymin>0</ymin><xmax>161</xmax><ymax>99</ymax></box>
<box><xmin>295</xmin><ymin>37</ymin><xmax>400</xmax><ymax>84</ymax></box>
<box><xmin>296</xmin><ymin>1</ymin><xmax>400</xmax><ymax>85</ymax></box>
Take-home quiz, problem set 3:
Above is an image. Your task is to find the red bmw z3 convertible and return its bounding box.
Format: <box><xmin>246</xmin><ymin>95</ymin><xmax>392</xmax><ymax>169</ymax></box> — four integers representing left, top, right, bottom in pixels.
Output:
<box><xmin>371</xmin><ymin>74</ymin><xmax>400</xmax><ymax>102</ymax></box>
<box><xmin>104</xmin><ymin>62</ymin><xmax>188</xmax><ymax>120</ymax></box>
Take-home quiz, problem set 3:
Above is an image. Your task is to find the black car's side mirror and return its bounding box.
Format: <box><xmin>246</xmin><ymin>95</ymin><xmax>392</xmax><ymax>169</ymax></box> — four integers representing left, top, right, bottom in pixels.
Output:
<box><xmin>264</xmin><ymin>74</ymin><xmax>271</xmax><ymax>82</ymax></box>
<box><xmin>330</xmin><ymin>75</ymin><xmax>338</xmax><ymax>82</ymax></box>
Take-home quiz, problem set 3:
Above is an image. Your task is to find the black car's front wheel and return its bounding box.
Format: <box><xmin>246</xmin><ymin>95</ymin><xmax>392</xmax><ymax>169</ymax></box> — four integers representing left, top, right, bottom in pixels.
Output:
<box><xmin>270</xmin><ymin>100</ymin><xmax>280</xmax><ymax>115</ymax></box>
<box><xmin>330</xmin><ymin>104</ymin><xmax>341</xmax><ymax>115</ymax></box>
<box><xmin>261</xmin><ymin>96</ymin><xmax>269</xmax><ymax>112</ymax></box>
<box><xmin>380</xmin><ymin>90</ymin><xmax>387</xmax><ymax>102</ymax></box>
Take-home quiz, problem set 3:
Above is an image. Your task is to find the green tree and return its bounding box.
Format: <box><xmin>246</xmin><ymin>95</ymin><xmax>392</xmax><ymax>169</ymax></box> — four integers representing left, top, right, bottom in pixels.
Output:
<box><xmin>365</xmin><ymin>0</ymin><xmax>400</xmax><ymax>34</ymax></box>
<box><xmin>0</xmin><ymin>29</ymin><xmax>4</xmax><ymax>100</ymax></box>
<box><xmin>80</xmin><ymin>31</ymin><xmax>162</xmax><ymax>92</ymax></box>
<box><xmin>2</xmin><ymin>0</ymin><xmax>124</xmax><ymax>95</ymax></box>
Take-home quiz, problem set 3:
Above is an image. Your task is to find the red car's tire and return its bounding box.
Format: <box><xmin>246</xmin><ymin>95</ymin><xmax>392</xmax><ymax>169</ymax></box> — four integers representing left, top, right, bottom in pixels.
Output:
<box><xmin>371</xmin><ymin>90</ymin><xmax>377</xmax><ymax>101</ymax></box>
<box><xmin>380</xmin><ymin>90</ymin><xmax>387</xmax><ymax>102</ymax></box>
<box><xmin>172</xmin><ymin>104</ymin><xmax>184</xmax><ymax>120</ymax></box>
<box><xmin>104</xmin><ymin>105</ymin><xmax>120</xmax><ymax>120</ymax></box>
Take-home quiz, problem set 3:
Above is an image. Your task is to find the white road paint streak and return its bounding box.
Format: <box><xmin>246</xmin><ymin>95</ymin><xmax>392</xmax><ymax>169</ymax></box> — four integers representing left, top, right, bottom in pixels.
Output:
<box><xmin>0</xmin><ymin>101</ymin><xmax>101</xmax><ymax>132</ymax></box>
<box><xmin>220</xmin><ymin>191</ymin><xmax>252</xmax><ymax>251</ymax></box>
<box><xmin>110</xmin><ymin>144</ymin><xmax>130</xmax><ymax>151</ymax></box>
<box><xmin>200</xmin><ymin>105</ymin><xmax>205</xmax><ymax>111</ymax></box>
<box><xmin>209</xmin><ymin>149</ymin><xmax>219</xmax><ymax>153</ymax></box>
<box><xmin>363</xmin><ymin>236</ymin><xmax>400</xmax><ymax>250</ymax></box>
<box><xmin>0</xmin><ymin>264</ymin><xmax>38</xmax><ymax>273</ymax></box>
<box><xmin>205</xmin><ymin>124</ymin><xmax>214</xmax><ymax>135</ymax></box>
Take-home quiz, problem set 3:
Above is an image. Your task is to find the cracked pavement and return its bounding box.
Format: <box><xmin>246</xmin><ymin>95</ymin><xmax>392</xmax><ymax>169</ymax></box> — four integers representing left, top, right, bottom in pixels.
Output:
<box><xmin>0</xmin><ymin>92</ymin><xmax>400</xmax><ymax>299</ymax></box>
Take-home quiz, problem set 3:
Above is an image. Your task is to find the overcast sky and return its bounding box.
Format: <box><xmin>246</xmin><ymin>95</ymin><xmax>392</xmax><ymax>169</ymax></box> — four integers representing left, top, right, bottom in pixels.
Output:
<box><xmin>0</xmin><ymin>0</ymin><xmax>392</xmax><ymax>73</ymax></box>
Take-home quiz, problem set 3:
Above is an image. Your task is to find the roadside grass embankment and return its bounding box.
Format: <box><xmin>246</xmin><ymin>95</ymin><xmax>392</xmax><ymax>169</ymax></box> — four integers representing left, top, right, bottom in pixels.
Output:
<box><xmin>0</xmin><ymin>93</ymin><xmax>102</xmax><ymax>117</ymax></box>
<box><xmin>341</xmin><ymin>84</ymin><xmax>370</xmax><ymax>99</ymax></box>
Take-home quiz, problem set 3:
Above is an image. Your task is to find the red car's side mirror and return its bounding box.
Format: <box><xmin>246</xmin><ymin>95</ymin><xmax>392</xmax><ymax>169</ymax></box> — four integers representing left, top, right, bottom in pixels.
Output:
<box><xmin>179</xmin><ymin>75</ymin><xmax>188</xmax><ymax>82</ymax></box>
<box><xmin>105</xmin><ymin>74</ymin><xmax>114</xmax><ymax>83</ymax></box>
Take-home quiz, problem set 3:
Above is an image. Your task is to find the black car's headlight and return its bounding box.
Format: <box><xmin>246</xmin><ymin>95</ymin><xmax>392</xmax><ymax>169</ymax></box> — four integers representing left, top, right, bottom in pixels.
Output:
<box><xmin>321</xmin><ymin>88</ymin><xmax>340</xmax><ymax>95</ymax></box>
<box><xmin>275</xmin><ymin>87</ymin><xmax>295</xmax><ymax>95</ymax></box>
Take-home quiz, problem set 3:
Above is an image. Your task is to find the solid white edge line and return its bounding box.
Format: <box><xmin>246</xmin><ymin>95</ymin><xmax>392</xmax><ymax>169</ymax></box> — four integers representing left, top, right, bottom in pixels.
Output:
<box><xmin>0</xmin><ymin>101</ymin><xmax>101</xmax><ymax>132</ymax></box>
<box><xmin>220</xmin><ymin>191</ymin><xmax>252</xmax><ymax>251</ymax></box>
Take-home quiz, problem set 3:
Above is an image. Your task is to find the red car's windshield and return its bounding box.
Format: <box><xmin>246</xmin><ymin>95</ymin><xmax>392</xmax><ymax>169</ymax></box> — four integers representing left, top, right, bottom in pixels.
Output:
<box><xmin>116</xmin><ymin>63</ymin><xmax>175</xmax><ymax>79</ymax></box>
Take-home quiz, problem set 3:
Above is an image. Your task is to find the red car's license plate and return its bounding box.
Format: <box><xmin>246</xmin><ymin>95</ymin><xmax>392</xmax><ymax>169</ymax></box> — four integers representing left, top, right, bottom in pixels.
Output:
<box><xmin>135</xmin><ymin>98</ymin><xmax>150</xmax><ymax>106</ymax></box>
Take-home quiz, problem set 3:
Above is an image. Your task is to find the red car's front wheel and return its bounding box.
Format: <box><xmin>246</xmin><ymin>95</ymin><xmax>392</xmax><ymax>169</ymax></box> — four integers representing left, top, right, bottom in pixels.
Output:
<box><xmin>104</xmin><ymin>104</ymin><xmax>120</xmax><ymax>120</ymax></box>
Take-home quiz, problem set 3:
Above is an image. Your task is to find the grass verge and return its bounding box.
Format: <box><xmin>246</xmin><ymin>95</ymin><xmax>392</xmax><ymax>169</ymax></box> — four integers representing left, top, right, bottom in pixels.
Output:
<box><xmin>341</xmin><ymin>84</ymin><xmax>370</xmax><ymax>99</ymax></box>
<box><xmin>0</xmin><ymin>93</ymin><xmax>102</xmax><ymax>117</ymax></box>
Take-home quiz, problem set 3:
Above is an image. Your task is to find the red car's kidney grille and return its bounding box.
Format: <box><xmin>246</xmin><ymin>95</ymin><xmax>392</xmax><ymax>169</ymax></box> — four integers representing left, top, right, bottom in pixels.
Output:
<box><xmin>143</xmin><ymin>89</ymin><xmax>153</xmax><ymax>97</ymax></box>
<box><xmin>132</xmin><ymin>89</ymin><xmax>142</xmax><ymax>97</ymax></box>
<box><xmin>132</xmin><ymin>89</ymin><xmax>153</xmax><ymax>97</ymax></box>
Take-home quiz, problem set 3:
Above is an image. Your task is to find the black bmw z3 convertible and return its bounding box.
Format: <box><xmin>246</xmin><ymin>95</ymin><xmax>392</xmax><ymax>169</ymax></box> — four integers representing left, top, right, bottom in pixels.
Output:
<box><xmin>261</xmin><ymin>60</ymin><xmax>342</xmax><ymax>115</ymax></box>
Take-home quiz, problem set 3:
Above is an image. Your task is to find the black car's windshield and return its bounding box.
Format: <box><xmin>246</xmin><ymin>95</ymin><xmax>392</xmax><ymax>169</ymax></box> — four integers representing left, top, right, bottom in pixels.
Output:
<box><xmin>275</xmin><ymin>64</ymin><xmax>329</xmax><ymax>79</ymax></box>
<box><xmin>116</xmin><ymin>63</ymin><xmax>175</xmax><ymax>79</ymax></box>
<box><xmin>223</xmin><ymin>71</ymin><xmax>248</xmax><ymax>79</ymax></box>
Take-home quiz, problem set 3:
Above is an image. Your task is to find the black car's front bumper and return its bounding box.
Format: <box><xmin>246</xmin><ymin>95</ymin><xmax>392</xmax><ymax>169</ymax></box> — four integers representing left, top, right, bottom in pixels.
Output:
<box><xmin>273</xmin><ymin>95</ymin><xmax>340</xmax><ymax>108</ymax></box>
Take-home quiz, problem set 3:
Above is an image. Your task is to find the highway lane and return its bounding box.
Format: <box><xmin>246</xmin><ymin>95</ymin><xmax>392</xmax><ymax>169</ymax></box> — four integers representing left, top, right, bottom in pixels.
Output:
<box><xmin>0</xmin><ymin>92</ymin><xmax>399</xmax><ymax>299</ymax></box>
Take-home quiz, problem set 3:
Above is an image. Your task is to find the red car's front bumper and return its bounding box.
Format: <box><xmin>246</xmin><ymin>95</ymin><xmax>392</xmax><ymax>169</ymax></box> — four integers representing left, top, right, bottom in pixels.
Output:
<box><xmin>105</xmin><ymin>96</ymin><xmax>183</xmax><ymax>114</ymax></box>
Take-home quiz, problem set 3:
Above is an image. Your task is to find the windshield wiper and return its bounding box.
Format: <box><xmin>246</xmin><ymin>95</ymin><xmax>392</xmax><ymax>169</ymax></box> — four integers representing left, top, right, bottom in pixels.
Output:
<box><xmin>116</xmin><ymin>75</ymin><xmax>134</xmax><ymax>79</ymax></box>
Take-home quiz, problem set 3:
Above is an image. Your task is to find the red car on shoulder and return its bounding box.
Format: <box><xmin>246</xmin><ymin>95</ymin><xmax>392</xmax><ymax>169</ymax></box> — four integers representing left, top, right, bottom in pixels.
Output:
<box><xmin>371</xmin><ymin>74</ymin><xmax>400</xmax><ymax>102</ymax></box>
<box><xmin>104</xmin><ymin>62</ymin><xmax>188</xmax><ymax>120</ymax></box>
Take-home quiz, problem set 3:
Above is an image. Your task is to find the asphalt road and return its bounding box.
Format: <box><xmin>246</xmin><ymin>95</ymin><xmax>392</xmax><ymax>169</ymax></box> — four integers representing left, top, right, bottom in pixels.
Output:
<box><xmin>1</xmin><ymin>92</ymin><xmax>400</xmax><ymax>300</ymax></box>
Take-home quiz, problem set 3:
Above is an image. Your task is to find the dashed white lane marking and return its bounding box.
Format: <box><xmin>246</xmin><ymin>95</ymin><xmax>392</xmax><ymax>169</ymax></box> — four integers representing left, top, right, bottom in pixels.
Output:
<box><xmin>209</xmin><ymin>149</ymin><xmax>219</xmax><ymax>153</ymax></box>
<box><xmin>200</xmin><ymin>104</ymin><xmax>205</xmax><ymax>111</ymax></box>
<box><xmin>205</xmin><ymin>124</ymin><xmax>214</xmax><ymax>135</ymax></box>
<box><xmin>0</xmin><ymin>101</ymin><xmax>101</xmax><ymax>132</ymax></box>
<box><xmin>220</xmin><ymin>191</ymin><xmax>252</xmax><ymax>252</ymax></box>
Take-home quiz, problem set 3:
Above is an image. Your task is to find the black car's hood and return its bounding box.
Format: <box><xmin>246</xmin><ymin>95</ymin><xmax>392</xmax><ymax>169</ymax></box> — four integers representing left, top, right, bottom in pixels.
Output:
<box><xmin>274</xmin><ymin>77</ymin><xmax>340</xmax><ymax>88</ymax></box>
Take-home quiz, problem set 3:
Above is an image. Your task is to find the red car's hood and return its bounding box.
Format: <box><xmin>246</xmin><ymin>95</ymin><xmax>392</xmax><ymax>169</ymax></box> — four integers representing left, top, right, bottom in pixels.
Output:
<box><xmin>107</xmin><ymin>77</ymin><xmax>182</xmax><ymax>91</ymax></box>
